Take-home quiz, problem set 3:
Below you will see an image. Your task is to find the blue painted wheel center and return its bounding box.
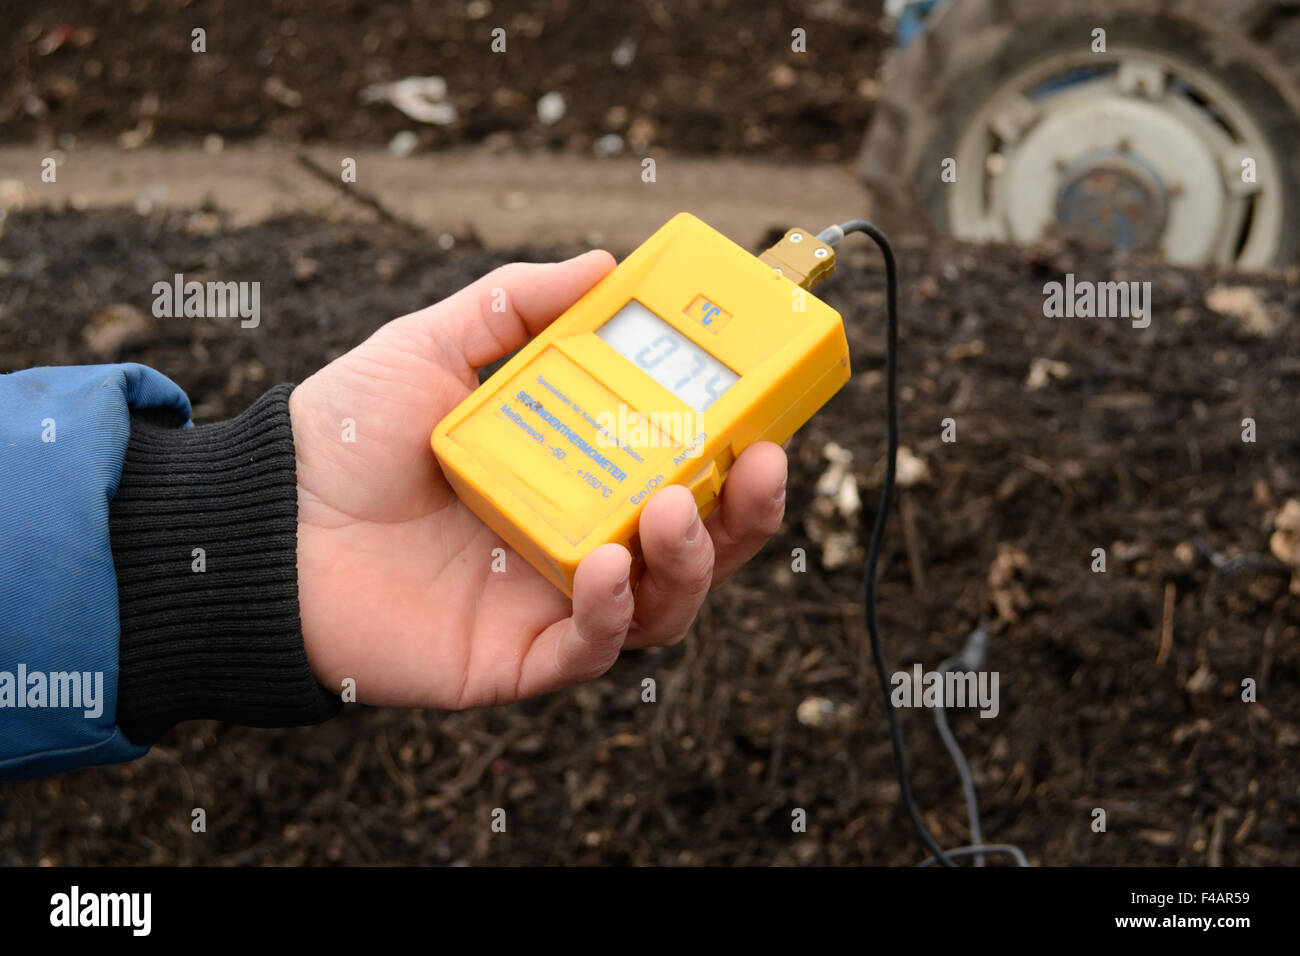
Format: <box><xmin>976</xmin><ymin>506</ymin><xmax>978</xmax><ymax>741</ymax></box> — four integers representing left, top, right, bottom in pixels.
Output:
<box><xmin>1054</xmin><ymin>150</ymin><xmax>1168</xmax><ymax>251</ymax></box>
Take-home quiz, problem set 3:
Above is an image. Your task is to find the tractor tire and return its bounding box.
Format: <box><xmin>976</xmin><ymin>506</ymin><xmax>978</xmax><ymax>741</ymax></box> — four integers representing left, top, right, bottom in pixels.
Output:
<box><xmin>859</xmin><ymin>0</ymin><xmax>1300</xmax><ymax>267</ymax></box>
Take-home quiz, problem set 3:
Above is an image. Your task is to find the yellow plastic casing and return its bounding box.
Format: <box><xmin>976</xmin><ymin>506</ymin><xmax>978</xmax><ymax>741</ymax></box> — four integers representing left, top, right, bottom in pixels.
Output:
<box><xmin>431</xmin><ymin>212</ymin><xmax>850</xmax><ymax>596</ymax></box>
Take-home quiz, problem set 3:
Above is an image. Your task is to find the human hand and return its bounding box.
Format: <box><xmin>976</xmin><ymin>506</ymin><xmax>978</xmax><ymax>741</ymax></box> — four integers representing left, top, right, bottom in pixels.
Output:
<box><xmin>289</xmin><ymin>252</ymin><xmax>787</xmax><ymax>709</ymax></box>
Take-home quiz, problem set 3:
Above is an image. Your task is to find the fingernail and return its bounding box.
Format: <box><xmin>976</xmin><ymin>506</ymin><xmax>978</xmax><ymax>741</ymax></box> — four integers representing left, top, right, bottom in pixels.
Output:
<box><xmin>772</xmin><ymin>477</ymin><xmax>787</xmax><ymax>506</ymax></box>
<box><xmin>613</xmin><ymin>575</ymin><xmax>630</xmax><ymax>598</ymax></box>
<box><xmin>685</xmin><ymin>511</ymin><xmax>702</xmax><ymax>543</ymax></box>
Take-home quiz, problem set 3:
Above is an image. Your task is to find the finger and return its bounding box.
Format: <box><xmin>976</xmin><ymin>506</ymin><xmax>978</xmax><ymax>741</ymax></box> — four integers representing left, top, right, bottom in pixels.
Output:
<box><xmin>623</xmin><ymin>484</ymin><xmax>715</xmax><ymax>650</ymax></box>
<box><xmin>516</xmin><ymin>543</ymin><xmax>633</xmax><ymax>697</ymax></box>
<box><xmin>705</xmin><ymin>441</ymin><xmax>787</xmax><ymax>585</ymax></box>
<box><xmin>420</xmin><ymin>250</ymin><xmax>616</xmax><ymax>374</ymax></box>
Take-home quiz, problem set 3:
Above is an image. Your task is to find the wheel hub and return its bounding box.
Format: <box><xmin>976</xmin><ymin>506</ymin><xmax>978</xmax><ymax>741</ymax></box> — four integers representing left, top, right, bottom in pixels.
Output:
<box><xmin>1054</xmin><ymin>150</ymin><xmax>1168</xmax><ymax>251</ymax></box>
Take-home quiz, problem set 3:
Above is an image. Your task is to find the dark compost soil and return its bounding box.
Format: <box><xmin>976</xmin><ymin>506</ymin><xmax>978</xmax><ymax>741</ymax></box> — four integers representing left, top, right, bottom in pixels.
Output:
<box><xmin>0</xmin><ymin>207</ymin><xmax>1297</xmax><ymax>864</ymax></box>
<box><xmin>3</xmin><ymin>0</ymin><xmax>884</xmax><ymax>161</ymax></box>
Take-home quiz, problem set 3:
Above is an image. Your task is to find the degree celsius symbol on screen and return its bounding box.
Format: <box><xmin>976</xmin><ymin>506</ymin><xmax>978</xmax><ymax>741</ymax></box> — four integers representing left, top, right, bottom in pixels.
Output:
<box><xmin>595</xmin><ymin>300</ymin><xmax>739</xmax><ymax>412</ymax></box>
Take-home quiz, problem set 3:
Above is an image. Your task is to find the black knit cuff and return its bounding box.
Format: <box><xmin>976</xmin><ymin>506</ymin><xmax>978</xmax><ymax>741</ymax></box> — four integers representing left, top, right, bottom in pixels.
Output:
<box><xmin>109</xmin><ymin>383</ymin><xmax>341</xmax><ymax>743</ymax></box>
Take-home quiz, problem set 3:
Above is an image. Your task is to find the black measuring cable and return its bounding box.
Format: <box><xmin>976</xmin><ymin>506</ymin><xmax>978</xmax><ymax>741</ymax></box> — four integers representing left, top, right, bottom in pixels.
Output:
<box><xmin>817</xmin><ymin>221</ymin><xmax>1029</xmax><ymax>868</ymax></box>
<box><xmin>816</xmin><ymin>220</ymin><xmax>955</xmax><ymax>867</ymax></box>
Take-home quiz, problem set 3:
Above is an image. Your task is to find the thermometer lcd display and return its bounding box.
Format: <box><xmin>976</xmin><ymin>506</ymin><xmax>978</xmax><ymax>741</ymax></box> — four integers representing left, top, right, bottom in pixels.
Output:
<box><xmin>596</xmin><ymin>300</ymin><xmax>739</xmax><ymax>411</ymax></box>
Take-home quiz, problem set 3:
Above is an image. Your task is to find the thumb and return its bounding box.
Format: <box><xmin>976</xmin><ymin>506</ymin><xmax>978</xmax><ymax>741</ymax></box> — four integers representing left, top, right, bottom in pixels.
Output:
<box><xmin>423</xmin><ymin>250</ymin><xmax>616</xmax><ymax>373</ymax></box>
<box><xmin>515</xmin><ymin>544</ymin><xmax>634</xmax><ymax>698</ymax></box>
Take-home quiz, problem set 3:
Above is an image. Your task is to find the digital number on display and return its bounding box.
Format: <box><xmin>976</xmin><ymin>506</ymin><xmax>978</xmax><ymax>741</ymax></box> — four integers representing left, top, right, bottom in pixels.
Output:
<box><xmin>595</xmin><ymin>300</ymin><xmax>739</xmax><ymax>411</ymax></box>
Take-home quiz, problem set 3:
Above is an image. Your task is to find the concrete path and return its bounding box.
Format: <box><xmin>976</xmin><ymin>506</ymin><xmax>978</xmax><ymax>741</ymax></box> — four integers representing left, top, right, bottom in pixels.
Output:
<box><xmin>0</xmin><ymin>143</ymin><xmax>868</xmax><ymax>251</ymax></box>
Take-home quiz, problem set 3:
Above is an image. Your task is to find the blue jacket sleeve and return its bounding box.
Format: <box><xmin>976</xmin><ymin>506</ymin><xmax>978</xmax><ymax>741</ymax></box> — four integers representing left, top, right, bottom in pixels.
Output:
<box><xmin>0</xmin><ymin>364</ymin><xmax>191</xmax><ymax>779</ymax></box>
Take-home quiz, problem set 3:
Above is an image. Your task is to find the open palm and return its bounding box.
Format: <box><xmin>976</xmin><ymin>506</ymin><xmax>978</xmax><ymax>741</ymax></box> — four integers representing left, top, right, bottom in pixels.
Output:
<box><xmin>289</xmin><ymin>252</ymin><xmax>787</xmax><ymax>710</ymax></box>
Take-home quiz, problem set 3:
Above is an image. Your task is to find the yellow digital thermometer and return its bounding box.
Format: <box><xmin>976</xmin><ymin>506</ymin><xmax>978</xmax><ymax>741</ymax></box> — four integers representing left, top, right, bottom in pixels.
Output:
<box><xmin>431</xmin><ymin>212</ymin><xmax>850</xmax><ymax>596</ymax></box>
